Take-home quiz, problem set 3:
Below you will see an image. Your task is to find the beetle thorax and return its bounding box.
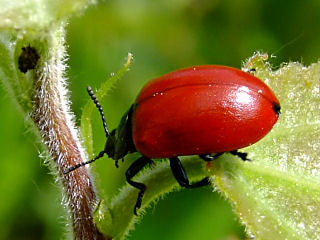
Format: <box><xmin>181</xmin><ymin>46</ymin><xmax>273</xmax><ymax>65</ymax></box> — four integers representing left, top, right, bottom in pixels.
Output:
<box><xmin>105</xmin><ymin>106</ymin><xmax>136</xmax><ymax>160</ymax></box>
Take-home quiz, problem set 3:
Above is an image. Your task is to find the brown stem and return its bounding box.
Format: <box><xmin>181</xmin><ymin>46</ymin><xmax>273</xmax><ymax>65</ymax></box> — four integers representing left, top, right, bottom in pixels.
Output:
<box><xmin>30</xmin><ymin>32</ymin><xmax>110</xmax><ymax>239</ymax></box>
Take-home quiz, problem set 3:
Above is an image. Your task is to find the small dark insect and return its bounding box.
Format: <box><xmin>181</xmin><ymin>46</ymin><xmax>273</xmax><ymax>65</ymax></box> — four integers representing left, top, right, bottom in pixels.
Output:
<box><xmin>18</xmin><ymin>45</ymin><xmax>40</xmax><ymax>73</ymax></box>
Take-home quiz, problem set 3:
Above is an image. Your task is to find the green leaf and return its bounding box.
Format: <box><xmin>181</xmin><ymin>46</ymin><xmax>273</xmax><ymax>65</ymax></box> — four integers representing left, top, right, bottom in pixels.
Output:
<box><xmin>0</xmin><ymin>0</ymin><xmax>95</xmax><ymax>30</ymax></box>
<box><xmin>211</xmin><ymin>54</ymin><xmax>320</xmax><ymax>239</ymax></box>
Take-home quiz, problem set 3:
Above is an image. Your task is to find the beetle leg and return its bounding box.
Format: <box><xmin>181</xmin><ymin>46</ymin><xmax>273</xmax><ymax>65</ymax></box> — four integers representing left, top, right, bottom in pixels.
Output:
<box><xmin>169</xmin><ymin>157</ymin><xmax>210</xmax><ymax>189</ymax></box>
<box><xmin>229</xmin><ymin>150</ymin><xmax>251</xmax><ymax>161</ymax></box>
<box><xmin>125</xmin><ymin>156</ymin><xmax>152</xmax><ymax>215</ymax></box>
<box><xmin>199</xmin><ymin>153</ymin><xmax>224</xmax><ymax>161</ymax></box>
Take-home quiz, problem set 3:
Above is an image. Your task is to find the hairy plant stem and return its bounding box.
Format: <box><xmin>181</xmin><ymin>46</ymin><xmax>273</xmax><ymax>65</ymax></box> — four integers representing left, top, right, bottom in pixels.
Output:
<box><xmin>29</xmin><ymin>25</ymin><xmax>108</xmax><ymax>240</ymax></box>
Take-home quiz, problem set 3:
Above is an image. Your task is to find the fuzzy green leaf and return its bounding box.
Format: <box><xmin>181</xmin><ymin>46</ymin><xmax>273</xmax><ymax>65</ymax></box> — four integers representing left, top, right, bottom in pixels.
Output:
<box><xmin>0</xmin><ymin>0</ymin><xmax>95</xmax><ymax>30</ymax></box>
<box><xmin>211</xmin><ymin>54</ymin><xmax>320</xmax><ymax>239</ymax></box>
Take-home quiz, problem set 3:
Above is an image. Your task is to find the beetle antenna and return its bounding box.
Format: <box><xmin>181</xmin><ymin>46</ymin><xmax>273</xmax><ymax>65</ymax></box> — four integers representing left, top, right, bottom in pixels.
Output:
<box><xmin>64</xmin><ymin>150</ymin><xmax>106</xmax><ymax>174</ymax></box>
<box><xmin>87</xmin><ymin>86</ymin><xmax>109</xmax><ymax>138</ymax></box>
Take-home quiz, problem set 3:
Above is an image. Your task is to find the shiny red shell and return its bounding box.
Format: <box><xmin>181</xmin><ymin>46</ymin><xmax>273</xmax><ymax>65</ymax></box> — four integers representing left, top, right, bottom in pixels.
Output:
<box><xmin>132</xmin><ymin>65</ymin><xmax>280</xmax><ymax>158</ymax></box>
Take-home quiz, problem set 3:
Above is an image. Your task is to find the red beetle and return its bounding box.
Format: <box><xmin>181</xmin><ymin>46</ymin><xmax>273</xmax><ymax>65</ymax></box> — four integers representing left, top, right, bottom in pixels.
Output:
<box><xmin>66</xmin><ymin>65</ymin><xmax>281</xmax><ymax>215</ymax></box>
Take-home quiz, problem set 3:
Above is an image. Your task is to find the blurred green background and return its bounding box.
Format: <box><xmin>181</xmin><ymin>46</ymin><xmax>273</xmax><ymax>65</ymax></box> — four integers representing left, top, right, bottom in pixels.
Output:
<box><xmin>1</xmin><ymin>0</ymin><xmax>320</xmax><ymax>239</ymax></box>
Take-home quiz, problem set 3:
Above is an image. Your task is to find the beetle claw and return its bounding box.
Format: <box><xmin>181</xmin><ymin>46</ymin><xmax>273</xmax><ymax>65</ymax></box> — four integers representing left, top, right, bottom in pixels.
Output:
<box><xmin>148</xmin><ymin>159</ymin><xmax>155</xmax><ymax>168</ymax></box>
<box><xmin>230</xmin><ymin>150</ymin><xmax>251</xmax><ymax>161</ymax></box>
<box><xmin>134</xmin><ymin>191</ymin><xmax>144</xmax><ymax>215</ymax></box>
